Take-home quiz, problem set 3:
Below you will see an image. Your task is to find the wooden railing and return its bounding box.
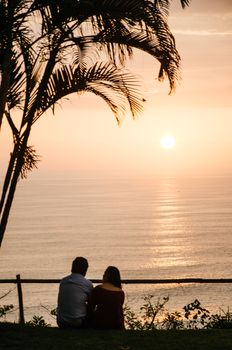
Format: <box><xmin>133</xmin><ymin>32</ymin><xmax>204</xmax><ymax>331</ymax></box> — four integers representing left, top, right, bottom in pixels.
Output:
<box><xmin>1</xmin><ymin>275</ymin><xmax>232</xmax><ymax>324</ymax></box>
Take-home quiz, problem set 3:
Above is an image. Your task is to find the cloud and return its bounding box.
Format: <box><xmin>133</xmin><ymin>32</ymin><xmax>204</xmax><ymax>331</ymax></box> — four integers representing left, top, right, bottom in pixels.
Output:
<box><xmin>171</xmin><ymin>0</ymin><xmax>232</xmax><ymax>15</ymax></box>
<box><xmin>173</xmin><ymin>29</ymin><xmax>232</xmax><ymax>37</ymax></box>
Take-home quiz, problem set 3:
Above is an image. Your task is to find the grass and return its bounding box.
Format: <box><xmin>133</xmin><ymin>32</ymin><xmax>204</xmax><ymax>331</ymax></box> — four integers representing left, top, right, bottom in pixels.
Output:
<box><xmin>1</xmin><ymin>323</ymin><xmax>232</xmax><ymax>350</ymax></box>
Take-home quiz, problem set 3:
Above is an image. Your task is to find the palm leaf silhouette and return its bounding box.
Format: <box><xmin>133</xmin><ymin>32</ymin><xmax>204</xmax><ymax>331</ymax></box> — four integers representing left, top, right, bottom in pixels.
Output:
<box><xmin>29</xmin><ymin>62</ymin><xmax>143</xmax><ymax>125</ymax></box>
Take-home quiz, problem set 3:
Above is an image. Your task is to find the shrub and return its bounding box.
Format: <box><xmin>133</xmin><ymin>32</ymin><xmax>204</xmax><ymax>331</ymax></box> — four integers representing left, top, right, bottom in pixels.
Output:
<box><xmin>124</xmin><ymin>297</ymin><xmax>224</xmax><ymax>330</ymax></box>
<box><xmin>0</xmin><ymin>304</ymin><xmax>14</xmax><ymax>319</ymax></box>
<box><xmin>26</xmin><ymin>315</ymin><xmax>50</xmax><ymax>327</ymax></box>
<box><xmin>161</xmin><ymin>311</ymin><xmax>184</xmax><ymax>330</ymax></box>
<box><xmin>207</xmin><ymin>308</ymin><xmax>232</xmax><ymax>329</ymax></box>
<box><xmin>124</xmin><ymin>295</ymin><xmax>169</xmax><ymax>330</ymax></box>
<box><xmin>183</xmin><ymin>299</ymin><xmax>211</xmax><ymax>329</ymax></box>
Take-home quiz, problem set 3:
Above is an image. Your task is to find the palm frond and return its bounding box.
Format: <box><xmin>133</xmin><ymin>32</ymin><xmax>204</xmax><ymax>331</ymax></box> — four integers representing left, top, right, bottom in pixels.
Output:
<box><xmin>20</xmin><ymin>145</ymin><xmax>41</xmax><ymax>179</ymax></box>
<box><xmin>180</xmin><ymin>0</ymin><xmax>191</xmax><ymax>9</ymax></box>
<box><xmin>71</xmin><ymin>36</ymin><xmax>102</xmax><ymax>68</ymax></box>
<box><xmin>84</xmin><ymin>26</ymin><xmax>180</xmax><ymax>92</ymax></box>
<box><xmin>17</xmin><ymin>29</ymin><xmax>40</xmax><ymax>112</ymax></box>
<box><xmin>7</xmin><ymin>53</ymin><xmax>25</xmax><ymax>110</ymax></box>
<box><xmin>154</xmin><ymin>0</ymin><xmax>190</xmax><ymax>15</ymax></box>
<box><xmin>30</xmin><ymin>62</ymin><xmax>143</xmax><ymax>124</ymax></box>
<box><xmin>74</xmin><ymin>1</ymin><xmax>181</xmax><ymax>89</ymax></box>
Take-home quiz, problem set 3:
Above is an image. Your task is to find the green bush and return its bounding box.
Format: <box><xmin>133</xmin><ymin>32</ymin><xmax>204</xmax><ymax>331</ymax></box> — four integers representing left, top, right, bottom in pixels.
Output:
<box><xmin>124</xmin><ymin>296</ymin><xmax>232</xmax><ymax>330</ymax></box>
<box><xmin>183</xmin><ymin>299</ymin><xmax>211</xmax><ymax>329</ymax></box>
<box><xmin>2</xmin><ymin>296</ymin><xmax>232</xmax><ymax>330</ymax></box>
<box><xmin>124</xmin><ymin>295</ymin><xmax>169</xmax><ymax>330</ymax></box>
<box><xmin>26</xmin><ymin>315</ymin><xmax>51</xmax><ymax>327</ymax></box>
<box><xmin>0</xmin><ymin>304</ymin><xmax>14</xmax><ymax>319</ymax></box>
<box><xmin>207</xmin><ymin>308</ymin><xmax>232</xmax><ymax>329</ymax></box>
<box><xmin>161</xmin><ymin>311</ymin><xmax>184</xmax><ymax>330</ymax></box>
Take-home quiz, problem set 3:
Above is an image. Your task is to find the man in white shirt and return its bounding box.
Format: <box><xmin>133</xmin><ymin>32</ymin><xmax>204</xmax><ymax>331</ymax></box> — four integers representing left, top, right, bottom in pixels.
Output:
<box><xmin>57</xmin><ymin>257</ymin><xmax>93</xmax><ymax>328</ymax></box>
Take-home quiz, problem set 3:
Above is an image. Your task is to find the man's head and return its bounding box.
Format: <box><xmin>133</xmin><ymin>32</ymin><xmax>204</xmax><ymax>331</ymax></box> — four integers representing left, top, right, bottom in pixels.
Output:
<box><xmin>71</xmin><ymin>257</ymin><xmax>89</xmax><ymax>276</ymax></box>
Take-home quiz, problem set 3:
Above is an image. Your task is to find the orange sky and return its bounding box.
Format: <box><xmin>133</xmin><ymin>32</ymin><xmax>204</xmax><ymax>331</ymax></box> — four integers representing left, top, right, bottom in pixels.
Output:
<box><xmin>1</xmin><ymin>0</ymin><xmax>232</xmax><ymax>178</ymax></box>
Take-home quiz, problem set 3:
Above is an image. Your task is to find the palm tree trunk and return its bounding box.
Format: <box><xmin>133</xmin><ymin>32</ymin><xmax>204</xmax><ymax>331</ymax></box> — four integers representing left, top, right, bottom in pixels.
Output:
<box><xmin>0</xmin><ymin>161</ymin><xmax>22</xmax><ymax>247</ymax></box>
<box><xmin>0</xmin><ymin>144</ymin><xmax>18</xmax><ymax>215</ymax></box>
<box><xmin>0</xmin><ymin>129</ymin><xmax>30</xmax><ymax>247</ymax></box>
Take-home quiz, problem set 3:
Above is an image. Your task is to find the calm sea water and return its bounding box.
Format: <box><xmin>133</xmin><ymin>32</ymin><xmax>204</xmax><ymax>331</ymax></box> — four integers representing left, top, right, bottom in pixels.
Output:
<box><xmin>0</xmin><ymin>175</ymin><xmax>232</xmax><ymax>323</ymax></box>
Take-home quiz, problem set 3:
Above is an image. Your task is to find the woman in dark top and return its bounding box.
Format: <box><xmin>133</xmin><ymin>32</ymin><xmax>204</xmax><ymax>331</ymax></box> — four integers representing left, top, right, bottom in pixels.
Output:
<box><xmin>91</xmin><ymin>266</ymin><xmax>125</xmax><ymax>329</ymax></box>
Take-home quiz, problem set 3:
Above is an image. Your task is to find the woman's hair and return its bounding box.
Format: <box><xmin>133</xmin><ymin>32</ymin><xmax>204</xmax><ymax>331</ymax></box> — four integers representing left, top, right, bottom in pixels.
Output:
<box><xmin>103</xmin><ymin>266</ymin><xmax>122</xmax><ymax>289</ymax></box>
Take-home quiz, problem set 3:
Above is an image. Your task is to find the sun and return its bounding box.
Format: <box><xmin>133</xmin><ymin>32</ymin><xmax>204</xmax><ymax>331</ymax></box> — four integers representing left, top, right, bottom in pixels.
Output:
<box><xmin>160</xmin><ymin>135</ymin><xmax>176</xmax><ymax>150</ymax></box>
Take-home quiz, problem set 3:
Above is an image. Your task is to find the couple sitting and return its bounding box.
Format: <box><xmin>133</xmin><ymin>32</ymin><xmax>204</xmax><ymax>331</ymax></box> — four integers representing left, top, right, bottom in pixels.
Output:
<box><xmin>57</xmin><ymin>257</ymin><xmax>124</xmax><ymax>329</ymax></box>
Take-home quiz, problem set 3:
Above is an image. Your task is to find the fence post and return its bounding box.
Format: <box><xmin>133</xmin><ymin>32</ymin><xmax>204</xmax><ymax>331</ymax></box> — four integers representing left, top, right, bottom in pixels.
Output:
<box><xmin>16</xmin><ymin>274</ymin><xmax>25</xmax><ymax>324</ymax></box>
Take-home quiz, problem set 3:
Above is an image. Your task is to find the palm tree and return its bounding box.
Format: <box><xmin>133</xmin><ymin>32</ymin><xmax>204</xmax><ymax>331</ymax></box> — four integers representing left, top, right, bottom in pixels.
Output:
<box><xmin>0</xmin><ymin>0</ymin><xmax>190</xmax><ymax>246</ymax></box>
<box><xmin>0</xmin><ymin>41</ymin><xmax>144</xmax><ymax>247</ymax></box>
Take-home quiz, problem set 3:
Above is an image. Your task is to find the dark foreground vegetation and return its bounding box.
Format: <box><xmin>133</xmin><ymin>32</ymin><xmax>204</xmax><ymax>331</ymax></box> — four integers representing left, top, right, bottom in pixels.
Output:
<box><xmin>1</xmin><ymin>295</ymin><xmax>232</xmax><ymax>349</ymax></box>
<box><xmin>1</xmin><ymin>322</ymin><xmax>232</xmax><ymax>350</ymax></box>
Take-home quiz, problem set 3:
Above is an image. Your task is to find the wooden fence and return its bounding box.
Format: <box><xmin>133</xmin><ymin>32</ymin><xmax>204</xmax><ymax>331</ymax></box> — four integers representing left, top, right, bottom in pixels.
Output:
<box><xmin>1</xmin><ymin>275</ymin><xmax>232</xmax><ymax>324</ymax></box>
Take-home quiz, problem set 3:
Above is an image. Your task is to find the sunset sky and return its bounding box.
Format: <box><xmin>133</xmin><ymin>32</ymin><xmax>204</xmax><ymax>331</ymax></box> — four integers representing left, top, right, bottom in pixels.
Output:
<box><xmin>1</xmin><ymin>0</ymin><xmax>232</xmax><ymax>178</ymax></box>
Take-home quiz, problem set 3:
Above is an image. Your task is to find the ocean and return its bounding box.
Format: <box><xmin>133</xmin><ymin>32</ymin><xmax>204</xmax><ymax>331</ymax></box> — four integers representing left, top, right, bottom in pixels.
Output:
<box><xmin>0</xmin><ymin>174</ymin><xmax>232</xmax><ymax>324</ymax></box>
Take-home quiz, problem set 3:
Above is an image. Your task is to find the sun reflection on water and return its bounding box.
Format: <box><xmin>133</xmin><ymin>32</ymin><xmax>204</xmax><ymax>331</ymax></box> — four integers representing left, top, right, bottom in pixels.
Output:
<box><xmin>149</xmin><ymin>178</ymin><xmax>196</xmax><ymax>272</ymax></box>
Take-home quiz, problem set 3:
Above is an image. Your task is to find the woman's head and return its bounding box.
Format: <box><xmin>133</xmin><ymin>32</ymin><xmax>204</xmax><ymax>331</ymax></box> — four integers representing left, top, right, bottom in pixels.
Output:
<box><xmin>103</xmin><ymin>266</ymin><xmax>122</xmax><ymax>289</ymax></box>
